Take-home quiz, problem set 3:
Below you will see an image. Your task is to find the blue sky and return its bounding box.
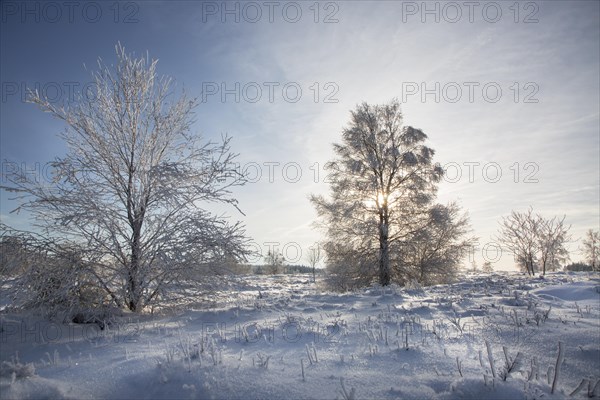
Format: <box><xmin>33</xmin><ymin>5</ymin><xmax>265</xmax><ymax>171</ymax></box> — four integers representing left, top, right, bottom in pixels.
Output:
<box><xmin>1</xmin><ymin>1</ymin><xmax>599</xmax><ymax>270</ymax></box>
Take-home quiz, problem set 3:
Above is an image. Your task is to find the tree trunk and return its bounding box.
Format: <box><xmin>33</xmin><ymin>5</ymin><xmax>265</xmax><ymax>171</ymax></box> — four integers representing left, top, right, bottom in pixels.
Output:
<box><xmin>127</xmin><ymin>220</ymin><xmax>143</xmax><ymax>312</ymax></box>
<box><xmin>378</xmin><ymin>212</ymin><xmax>390</xmax><ymax>286</ymax></box>
<box><xmin>524</xmin><ymin>256</ymin><xmax>532</xmax><ymax>276</ymax></box>
<box><xmin>542</xmin><ymin>257</ymin><xmax>547</xmax><ymax>276</ymax></box>
<box><xmin>127</xmin><ymin>272</ymin><xmax>138</xmax><ymax>311</ymax></box>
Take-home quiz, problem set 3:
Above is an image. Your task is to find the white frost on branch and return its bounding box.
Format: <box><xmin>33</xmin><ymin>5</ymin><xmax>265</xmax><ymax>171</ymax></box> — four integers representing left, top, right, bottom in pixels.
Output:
<box><xmin>2</xmin><ymin>43</ymin><xmax>250</xmax><ymax>312</ymax></box>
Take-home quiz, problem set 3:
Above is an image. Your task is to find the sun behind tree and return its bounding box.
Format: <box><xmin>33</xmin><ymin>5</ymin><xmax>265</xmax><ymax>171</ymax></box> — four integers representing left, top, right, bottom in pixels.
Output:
<box><xmin>311</xmin><ymin>99</ymin><xmax>473</xmax><ymax>288</ymax></box>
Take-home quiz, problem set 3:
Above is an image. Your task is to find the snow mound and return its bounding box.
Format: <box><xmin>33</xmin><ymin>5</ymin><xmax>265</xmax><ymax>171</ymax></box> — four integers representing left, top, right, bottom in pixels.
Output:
<box><xmin>533</xmin><ymin>281</ymin><xmax>600</xmax><ymax>302</ymax></box>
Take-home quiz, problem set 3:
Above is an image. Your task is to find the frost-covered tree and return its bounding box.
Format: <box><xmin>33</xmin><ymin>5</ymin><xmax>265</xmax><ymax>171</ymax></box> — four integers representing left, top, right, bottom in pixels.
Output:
<box><xmin>498</xmin><ymin>208</ymin><xmax>540</xmax><ymax>276</ymax></box>
<box><xmin>322</xmin><ymin>242</ymin><xmax>374</xmax><ymax>290</ymax></box>
<box><xmin>398</xmin><ymin>202</ymin><xmax>476</xmax><ymax>285</ymax></box>
<box><xmin>498</xmin><ymin>208</ymin><xmax>571</xmax><ymax>275</ymax></box>
<box><xmin>581</xmin><ymin>229</ymin><xmax>599</xmax><ymax>271</ymax></box>
<box><xmin>481</xmin><ymin>261</ymin><xmax>494</xmax><ymax>273</ymax></box>
<box><xmin>306</xmin><ymin>244</ymin><xmax>323</xmax><ymax>283</ymax></box>
<box><xmin>2</xmin><ymin>44</ymin><xmax>249</xmax><ymax>312</ymax></box>
<box><xmin>311</xmin><ymin>99</ymin><xmax>444</xmax><ymax>286</ymax></box>
<box><xmin>265</xmin><ymin>250</ymin><xmax>285</xmax><ymax>274</ymax></box>
<box><xmin>538</xmin><ymin>215</ymin><xmax>571</xmax><ymax>274</ymax></box>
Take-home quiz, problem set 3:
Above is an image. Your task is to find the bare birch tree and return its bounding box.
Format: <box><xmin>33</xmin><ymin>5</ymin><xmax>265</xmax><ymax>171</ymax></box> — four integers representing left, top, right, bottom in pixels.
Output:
<box><xmin>498</xmin><ymin>208</ymin><xmax>571</xmax><ymax>275</ymax></box>
<box><xmin>306</xmin><ymin>244</ymin><xmax>323</xmax><ymax>283</ymax></box>
<box><xmin>581</xmin><ymin>229</ymin><xmax>599</xmax><ymax>271</ymax></box>
<box><xmin>2</xmin><ymin>44</ymin><xmax>249</xmax><ymax>312</ymax></box>
<box><xmin>498</xmin><ymin>208</ymin><xmax>540</xmax><ymax>275</ymax></box>
<box><xmin>538</xmin><ymin>215</ymin><xmax>571</xmax><ymax>274</ymax></box>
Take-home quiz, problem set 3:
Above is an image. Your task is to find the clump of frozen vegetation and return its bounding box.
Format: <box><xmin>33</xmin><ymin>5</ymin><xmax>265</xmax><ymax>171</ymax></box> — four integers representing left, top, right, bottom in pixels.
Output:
<box><xmin>0</xmin><ymin>354</ymin><xmax>36</xmax><ymax>381</ymax></box>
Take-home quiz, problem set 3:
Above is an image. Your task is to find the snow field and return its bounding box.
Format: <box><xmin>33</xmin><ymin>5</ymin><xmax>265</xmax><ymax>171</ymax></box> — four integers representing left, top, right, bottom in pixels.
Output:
<box><xmin>1</xmin><ymin>272</ymin><xmax>599</xmax><ymax>399</ymax></box>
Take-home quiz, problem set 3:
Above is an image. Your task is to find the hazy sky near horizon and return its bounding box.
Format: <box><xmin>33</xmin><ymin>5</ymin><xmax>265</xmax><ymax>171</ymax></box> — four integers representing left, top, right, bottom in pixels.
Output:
<box><xmin>1</xmin><ymin>1</ymin><xmax>599</xmax><ymax>270</ymax></box>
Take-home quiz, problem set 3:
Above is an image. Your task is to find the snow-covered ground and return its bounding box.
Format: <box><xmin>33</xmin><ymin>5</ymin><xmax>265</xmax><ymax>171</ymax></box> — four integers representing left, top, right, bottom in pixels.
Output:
<box><xmin>1</xmin><ymin>272</ymin><xmax>599</xmax><ymax>399</ymax></box>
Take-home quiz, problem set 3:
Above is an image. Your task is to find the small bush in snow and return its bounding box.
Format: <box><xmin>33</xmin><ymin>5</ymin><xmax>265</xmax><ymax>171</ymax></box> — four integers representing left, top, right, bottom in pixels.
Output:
<box><xmin>255</xmin><ymin>352</ymin><xmax>270</xmax><ymax>369</ymax></box>
<box><xmin>0</xmin><ymin>356</ymin><xmax>36</xmax><ymax>380</ymax></box>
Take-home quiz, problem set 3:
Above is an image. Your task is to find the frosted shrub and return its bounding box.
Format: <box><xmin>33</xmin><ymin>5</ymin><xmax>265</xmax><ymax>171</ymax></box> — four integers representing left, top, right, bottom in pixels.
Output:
<box><xmin>0</xmin><ymin>355</ymin><xmax>36</xmax><ymax>380</ymax></box>
<box><xmin>1</xmin><ymin>225</ymin><xmax>109</xmax><ymax>318</ymax></box>
<box><xmin>405</xmin><ymin>279</ymin><xmax>423</xmax><ymax>291</ymax></box>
